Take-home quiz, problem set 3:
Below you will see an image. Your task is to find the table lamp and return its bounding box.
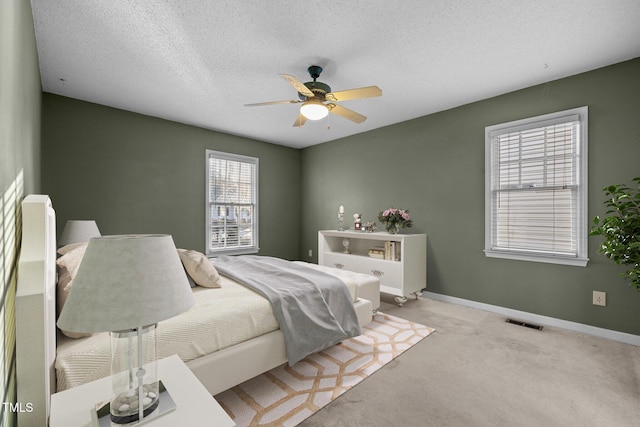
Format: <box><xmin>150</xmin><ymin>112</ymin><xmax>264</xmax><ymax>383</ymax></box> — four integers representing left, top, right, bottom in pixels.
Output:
<box><xmin>57</xmin><ymin>234</ymin><xmax>195</xmax><ymax>424</ymax></box>
<box><xmin>58</xmin><ymin>220</ymin><xmax>101</xmax><ymax>247</ymax></box>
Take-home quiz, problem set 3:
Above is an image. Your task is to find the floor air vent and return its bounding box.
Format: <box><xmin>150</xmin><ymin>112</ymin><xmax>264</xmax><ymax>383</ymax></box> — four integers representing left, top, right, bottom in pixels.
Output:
<box><xmin>505</xmin><ymin>318</ymin><xmax>543</xmax><ymax>331</ymax></box>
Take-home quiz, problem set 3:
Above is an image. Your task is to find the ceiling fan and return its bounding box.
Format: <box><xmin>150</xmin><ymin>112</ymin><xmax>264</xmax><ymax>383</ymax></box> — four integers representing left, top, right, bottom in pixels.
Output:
<box><xmin>244</xmin><ymin>65</ymin><xmax>382</xmax><ymax>127</ymax></box>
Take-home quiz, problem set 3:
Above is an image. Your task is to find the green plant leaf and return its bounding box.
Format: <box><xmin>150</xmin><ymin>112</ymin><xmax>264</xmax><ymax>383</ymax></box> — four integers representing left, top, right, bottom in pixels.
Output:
<box><xmin>592</xmin><ymin>177</ymin><xmax>640</xmax><ymax>291</ymax></box>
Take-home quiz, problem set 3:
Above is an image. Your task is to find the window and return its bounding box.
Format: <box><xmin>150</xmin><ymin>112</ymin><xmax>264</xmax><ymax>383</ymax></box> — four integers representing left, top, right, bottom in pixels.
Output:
<box><xmin>485</xmin><ymin>107</ymin><xmax>588</xmax><ymax>266</ymax></box>
<box><xmin>206</xmin><ymin>150</ymin><xmax>258</xmax><ymax>256</ymax></box>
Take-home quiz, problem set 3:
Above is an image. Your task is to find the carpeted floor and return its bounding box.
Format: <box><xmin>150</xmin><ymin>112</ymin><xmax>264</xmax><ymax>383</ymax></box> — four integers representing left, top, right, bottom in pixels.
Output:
<box><xmin>216</xmin><ymin>313</ymin><xmax>434</xmax><ymax>427</ymax></box>
<box><xmin>298</xmin><ymin>296</ymin><xmax>640</xmax><ymax>427</ymax></box>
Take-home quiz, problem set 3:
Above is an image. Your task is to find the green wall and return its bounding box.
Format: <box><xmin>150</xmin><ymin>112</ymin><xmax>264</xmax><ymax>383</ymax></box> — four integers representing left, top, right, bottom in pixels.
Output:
<box><xmin>301</xmin><ymin>58</ymin><xmax>640</xmax><ymax>335</ymax></box>
<box><xmin>0</xmin><ymin>1</ymin><xmax>42</xmax><ymax>426</ymax></box>
<box><xmin>41</xmin><ymin>94</ymin><xmax>302</xmax><ymax>260</ymax></box>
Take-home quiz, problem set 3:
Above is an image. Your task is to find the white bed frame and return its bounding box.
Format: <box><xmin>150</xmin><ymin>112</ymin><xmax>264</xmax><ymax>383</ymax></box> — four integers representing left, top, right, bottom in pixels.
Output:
<box><xmin>16</xmin><ymin>195</ymin><xmax>57</xmax><ymax>427</ymax></box>
<box><xmin>15</xmin><ymin>195</ymin><xmax>379</xmax><ymax>426</ymax></box>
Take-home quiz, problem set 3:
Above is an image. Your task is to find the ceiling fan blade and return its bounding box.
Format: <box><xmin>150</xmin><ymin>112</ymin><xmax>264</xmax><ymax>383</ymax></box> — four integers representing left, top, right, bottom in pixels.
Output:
<box><xmin>280</xmin><ymin>74</ymin><xmax>315</xmax><ymax>98</ymax></box>
<box><xmin>326</xmin><ymin>86</ymin><xmax>382</xmax><ymax>102</ymax></box>
<box><xmin>293</xmin><ymin>113</ymin><xmax>307</xmax><ymax>127</ymax></box>
<box><xmin>244</xmin><ymin>100</ymin><xmax>301</xmax><ymax>107</ymax></box>
<box><xmin>328</xmin><ymin>104</ymin><xmax>367</xmax><ymax>123</ymax></box>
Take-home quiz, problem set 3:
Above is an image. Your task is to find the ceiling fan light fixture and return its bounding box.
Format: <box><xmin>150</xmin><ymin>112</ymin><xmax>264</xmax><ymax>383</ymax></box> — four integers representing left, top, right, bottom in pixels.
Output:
<box><xmin>300</xmin><ymin>101</ymin><xmax>329</xmax><ymax>120</ymax></box>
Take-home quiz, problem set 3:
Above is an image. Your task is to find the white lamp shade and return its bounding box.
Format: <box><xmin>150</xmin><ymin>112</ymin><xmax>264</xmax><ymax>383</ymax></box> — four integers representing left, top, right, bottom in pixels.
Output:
<box><xmin>57</xmin><ymin>234</ymin><xmax>195</xmax><ymax>333</ymax></box>
<box><xmin>58</xmin><ymin>220</ymin><xmax>101</xmax><ymax>247</ymax></box>
<box><xmin>300</xmin><ymin>101</ymin><xmax>329</xmax><ymax>120</ymax></box>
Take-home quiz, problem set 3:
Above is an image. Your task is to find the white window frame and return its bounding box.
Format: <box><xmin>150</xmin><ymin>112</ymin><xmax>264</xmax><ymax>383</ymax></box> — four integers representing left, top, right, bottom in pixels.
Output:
<box><xmin>484</xmin><ymin>107</ymin><xmax>589</xmax><ymax>267</ymax></box>
<box><xmin>206</xmin><ymin>150</ymin><xmax>259</xmax><ymax>256</ymax></box>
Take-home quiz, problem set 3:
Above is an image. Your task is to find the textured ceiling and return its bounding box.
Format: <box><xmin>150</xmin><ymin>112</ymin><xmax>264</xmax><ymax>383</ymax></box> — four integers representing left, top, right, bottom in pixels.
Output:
<box><xmin>31</xmin><ymin>0</ymin><xmax>640</xmax><ymax>149</ymax></box>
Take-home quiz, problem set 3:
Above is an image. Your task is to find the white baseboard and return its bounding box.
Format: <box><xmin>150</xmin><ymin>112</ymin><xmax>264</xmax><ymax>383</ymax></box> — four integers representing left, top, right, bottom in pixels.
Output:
<box><xmin>422</xmin><ymin>291</ymin><xmax>640</xmax><ymax>347</ymax></box>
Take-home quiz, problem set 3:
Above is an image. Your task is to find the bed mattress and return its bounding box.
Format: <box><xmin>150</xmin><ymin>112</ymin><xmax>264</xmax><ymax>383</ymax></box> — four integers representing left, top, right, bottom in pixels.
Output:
<box><xmin>55</xmin><ymin>265</ymin><xmax>360</xmax><ymax>392</ymax></box>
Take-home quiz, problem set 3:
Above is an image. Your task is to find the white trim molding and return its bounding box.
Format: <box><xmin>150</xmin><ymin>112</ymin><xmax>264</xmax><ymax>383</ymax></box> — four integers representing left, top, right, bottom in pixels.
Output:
<box><xmin>423</xmin><ymin>291</ymin><xmax>640</xmax><ymax>347</ymax></box>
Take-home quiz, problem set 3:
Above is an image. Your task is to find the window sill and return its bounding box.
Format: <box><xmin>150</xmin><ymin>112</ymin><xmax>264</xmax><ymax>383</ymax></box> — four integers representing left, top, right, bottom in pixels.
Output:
<box><xmin>484</xmin><ymin>249</ymin><xmax>588</xmax><ymax>267</ymax></box>
<box><xmin>207</xmin><ymin>247</ymin><xmax>259</xmax><ymax>257</ymax></box>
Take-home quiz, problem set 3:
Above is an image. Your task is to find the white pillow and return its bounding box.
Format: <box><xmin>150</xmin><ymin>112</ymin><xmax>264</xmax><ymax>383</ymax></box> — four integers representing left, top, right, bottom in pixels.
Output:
<box><xmin>177</xmin><ymin>249</ymin><xmax>222</xmax><ymax>288</ymax></box>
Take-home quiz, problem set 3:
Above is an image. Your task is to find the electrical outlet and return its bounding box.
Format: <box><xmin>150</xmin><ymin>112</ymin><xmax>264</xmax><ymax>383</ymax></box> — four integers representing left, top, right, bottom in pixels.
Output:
<box><xmin>593</xmin><ymin>291</ymin><xmax>606</xmax><ymax>307</ymax></box>
<box><xmin>308</xmin><ymin>249</ymin><xmax>313</xmax><ymax>257</ymax></box>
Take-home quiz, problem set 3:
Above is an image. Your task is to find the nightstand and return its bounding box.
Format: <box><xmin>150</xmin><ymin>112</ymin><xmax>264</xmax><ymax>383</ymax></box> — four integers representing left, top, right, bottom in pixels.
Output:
<box><xmin>50</xmin><ymin>354</ymin><xmax>235</xmax><ymax>426</ymax></box>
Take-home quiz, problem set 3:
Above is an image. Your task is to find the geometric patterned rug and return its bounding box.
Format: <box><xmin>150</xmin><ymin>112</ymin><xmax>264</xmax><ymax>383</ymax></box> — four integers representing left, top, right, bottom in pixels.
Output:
<box><xmin>215</xmin><ymin>313</ymin><xmax>435</xmax><ymax>427</ymax></box>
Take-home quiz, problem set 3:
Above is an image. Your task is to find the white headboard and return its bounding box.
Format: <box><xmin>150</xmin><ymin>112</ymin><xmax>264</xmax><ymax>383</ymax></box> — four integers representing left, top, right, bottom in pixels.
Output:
<box><xmin>16</xmin><ymin>195</ymin><xmax>57</xmax><ymax>427</ymax></box>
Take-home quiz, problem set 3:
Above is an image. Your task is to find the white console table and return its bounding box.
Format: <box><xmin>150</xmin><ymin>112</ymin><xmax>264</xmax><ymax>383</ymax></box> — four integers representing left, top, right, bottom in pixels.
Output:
<box><xmin>318</xmin><ymin>230</ymin><xmax>427</xmax><ymax>306</ymax></box>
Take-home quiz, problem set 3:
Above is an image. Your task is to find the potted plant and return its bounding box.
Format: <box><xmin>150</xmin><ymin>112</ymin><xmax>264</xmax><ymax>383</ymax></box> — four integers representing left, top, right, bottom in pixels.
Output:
<box><xmin>590</xmin><ymin>177</ymin><xmax>640</xmax><ymax>291</ymax></box>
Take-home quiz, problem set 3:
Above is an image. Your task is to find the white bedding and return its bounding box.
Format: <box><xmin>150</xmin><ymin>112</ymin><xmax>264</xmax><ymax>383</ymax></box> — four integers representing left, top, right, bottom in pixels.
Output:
<box><xmin>55</xmin><ymin>266</ymin><xmax>359</xmax><ymax>392</ymax></box>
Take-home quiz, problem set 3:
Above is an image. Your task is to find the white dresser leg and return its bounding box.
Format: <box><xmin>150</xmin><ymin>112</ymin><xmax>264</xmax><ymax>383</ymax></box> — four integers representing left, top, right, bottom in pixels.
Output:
<box><xmin>394</xmin><ymin>295</ymin><xmax>408</xmax><ymax>307</ymax></box>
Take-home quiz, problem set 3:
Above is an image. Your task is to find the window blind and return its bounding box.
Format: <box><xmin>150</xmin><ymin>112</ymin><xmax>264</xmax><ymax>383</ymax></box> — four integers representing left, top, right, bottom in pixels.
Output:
<box><xmin>206</xmin><ymin>150</ymin><xmax>258</xmax><ymax>255</ymax></box>
<box><xmin>485</xmin><ymin>107</ymin><xmax>588</xmax><ymax>266</ymax></box>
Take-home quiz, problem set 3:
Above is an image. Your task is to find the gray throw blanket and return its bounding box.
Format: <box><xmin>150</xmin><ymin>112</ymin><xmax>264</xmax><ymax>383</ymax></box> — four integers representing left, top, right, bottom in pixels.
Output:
<box><xmin>212</xmin><ymin>256</ymin><xmax>361</xmax><ymax>365</ymax></box>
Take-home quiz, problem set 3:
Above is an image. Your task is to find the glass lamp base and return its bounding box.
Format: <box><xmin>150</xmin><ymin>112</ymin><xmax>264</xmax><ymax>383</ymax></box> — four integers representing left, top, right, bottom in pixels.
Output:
<box><xmin>109</xmin><ymin>325</ymin><xmax>159</xmax><ymax>425</ymax></box>
<box><xmin>96</xmin><ymin>381</ymin><xmax>175</xmax><ymax>427</ymax></box>
<box><xmin>110</xmin><ymin>385</ymin><xmax>159</xmax><ymax>425</ymax></box>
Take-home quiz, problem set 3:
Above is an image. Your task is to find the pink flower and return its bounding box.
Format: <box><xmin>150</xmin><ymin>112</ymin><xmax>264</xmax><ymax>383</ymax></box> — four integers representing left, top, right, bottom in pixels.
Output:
<box><xmin>378</xmin><ymin>207</ymin><xmax>413</xmax><ymax>230</ymax></box>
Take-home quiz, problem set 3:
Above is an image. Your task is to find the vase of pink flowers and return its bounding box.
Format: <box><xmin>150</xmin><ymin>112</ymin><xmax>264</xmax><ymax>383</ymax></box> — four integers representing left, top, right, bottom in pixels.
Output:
<box><xmin>378</xmin><ymin>207</ymin><xmax>413</xmax><ymax>234</ymax></box>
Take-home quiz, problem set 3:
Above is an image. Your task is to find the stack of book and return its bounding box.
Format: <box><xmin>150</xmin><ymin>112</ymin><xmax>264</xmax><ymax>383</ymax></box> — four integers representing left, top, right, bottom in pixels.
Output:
<box><xmin>368</xmin><ymin>247</ymin><xmax>385</xmax><ymax>259</ymax></box>
<box><xmin>368</xmin><ymin>242</ymin><xmax>401</xmax><ymax>261</ymax></box>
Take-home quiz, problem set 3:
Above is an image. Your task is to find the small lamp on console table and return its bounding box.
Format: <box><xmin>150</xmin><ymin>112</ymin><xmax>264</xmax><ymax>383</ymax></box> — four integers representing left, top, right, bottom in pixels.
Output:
<box><xmin>57</xmin><ymin>234</ymin><xmax>195</xmax><ymax>425</ymax></box>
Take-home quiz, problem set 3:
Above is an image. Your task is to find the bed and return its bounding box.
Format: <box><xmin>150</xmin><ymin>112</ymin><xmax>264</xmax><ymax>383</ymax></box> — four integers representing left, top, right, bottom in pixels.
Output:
<box><xmin>15</xmin><ymin>195</ymin><xmax>380</xmax><ymax>426</ymax></box>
